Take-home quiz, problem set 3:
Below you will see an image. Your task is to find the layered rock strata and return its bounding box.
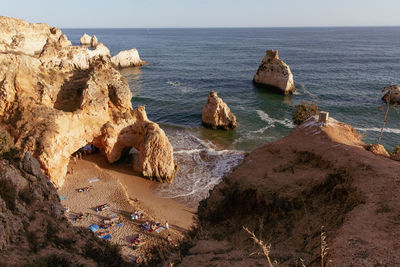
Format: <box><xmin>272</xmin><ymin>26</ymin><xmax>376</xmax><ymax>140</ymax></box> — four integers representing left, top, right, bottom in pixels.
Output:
<box><xmin>253</xmin><ymin>49</ymin><xmax>296</xmax><ymax>94</ymax></box>
<box><xmin>202</xmin><ymin>91</ymin><xmax>237</xmax><ymax>130</ymax></box>
<box><xmin>0</xmin><ymin>16</ymin><xmax>175</xmax><ymax>186</ymax></box>
<box><xmin>111</xmin><ymin>48</ymin><xmax>146</xmax><ymax>68</ymax></box>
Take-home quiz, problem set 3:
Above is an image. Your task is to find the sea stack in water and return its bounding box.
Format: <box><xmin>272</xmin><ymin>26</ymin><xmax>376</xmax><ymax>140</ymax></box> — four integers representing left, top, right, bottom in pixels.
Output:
<box><xmin>253</xmin><ymin>49</ymin><xmax>296</xmax><ymax>94</ymax></box>
<box><xmin>111</xmin><ymin>48</ymin><xmax>146</xmax><ymax>68</ymax></box>
<box><xmin>90</xmin><ymin>35</ymin><xmax>98</xmax><ymax>48</ymax></box>
<box><xmin>202</xmin><ymin>91</ymin><xmax>237</xmax><ymax>130</ymax></box>
<box><xmin>0</xmin><ymin>16</ymin><xmax>175</xmax><ymax>186</ymax></box>
<box><xmin>80</xmin><ymin>33</ymin><xmax>91</xmax><ymax>45</ymax></box>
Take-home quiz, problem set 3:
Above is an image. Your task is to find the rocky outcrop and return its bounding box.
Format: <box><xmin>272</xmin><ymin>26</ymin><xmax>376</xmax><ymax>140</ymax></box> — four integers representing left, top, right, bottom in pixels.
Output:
<box><xmin>367</xmin><ymin>143</ymin><xmax>390</xmax><ymax>158</ymax></box>
<box><xmin>80</xmin><ymin>33</ymin><xmax>91</xmax><ymax>45</ymax></box>
<box><xmin>0</xmin><ymin>154</ymin><xmax>127</xmax><ymax>265</ymax></box>
<box><xmin>0</xmin><ymin>16</ymin><xmax>175</xmax><ymax>186</ymax></box>
<box><xmin>202</xmin><ymin>91</ymin><xmax>237</xmax><ymax>130</ymax></box>
<box><xmin>90</xmin><ymin>35</ymin><xmax>98</xmax><ymax>48</ymax></box>
<box><xmin>176</xmin><ymin>116</ymin><xmax>400</xmax><ymax>266</ymax></box>
<box><xmin>382</xmin><ymin>84</ymin><xmax>400</xmax><ymax>104</ymax></box>
<box><xmin>253</xmin><ymin>49</ymin><xmax>296</xmax><ymax>94</ymax></box>
<box><xmin>111</xmin><ymin>48</ymin><xmax>146</xmax><ymax>68</ymax></box>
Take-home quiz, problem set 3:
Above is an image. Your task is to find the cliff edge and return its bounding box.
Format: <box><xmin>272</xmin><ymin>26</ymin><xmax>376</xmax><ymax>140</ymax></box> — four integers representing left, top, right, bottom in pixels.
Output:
<box><xmin>174</xmin><ymin>116</ymin><xmax>400</xmax><ymax>266</ymax></box>
<box><xmin>0</xmin><ymin>16</ymin><xmax>175</xmax><ymax>186</ymax></box>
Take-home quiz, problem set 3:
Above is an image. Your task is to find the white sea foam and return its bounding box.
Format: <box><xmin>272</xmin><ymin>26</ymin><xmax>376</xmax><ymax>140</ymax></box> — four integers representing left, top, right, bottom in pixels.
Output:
<box><xmin>153</xmin><ymin>130</ymin><xmax>244</xmax><ymax>207</ymax></box>
<box><xmin>356</xmin><ymin>127</ymin><xmax>400</xmax><ymax>134</ymax></box>
<box><xmin>166</xmin><ymin>80</ymin><xmax>194</xmax><ymax>93</ymax></box>
<box><xmin>256</xmin><ymin>110</ymin><xmax>295</xmax><ymax>129</ymax></box>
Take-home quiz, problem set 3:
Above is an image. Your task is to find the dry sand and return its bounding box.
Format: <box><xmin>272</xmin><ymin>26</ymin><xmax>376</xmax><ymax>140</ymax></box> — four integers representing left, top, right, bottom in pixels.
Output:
<box><xmin>58</xmin><ymin>154</ymin><xmax>196</xmax><ymax>261</ymax></box>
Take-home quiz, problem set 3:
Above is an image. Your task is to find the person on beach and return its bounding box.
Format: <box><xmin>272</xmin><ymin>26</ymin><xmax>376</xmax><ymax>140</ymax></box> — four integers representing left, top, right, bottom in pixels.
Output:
<box><xmin>165</xmin><ymin>221</ymin><xmax>169</xmax><ymax>229</ymax></box>
<box><xmin>167</xmin><ymin>234</ymin><xmax>172</xmax><ymax>243</ymax></box>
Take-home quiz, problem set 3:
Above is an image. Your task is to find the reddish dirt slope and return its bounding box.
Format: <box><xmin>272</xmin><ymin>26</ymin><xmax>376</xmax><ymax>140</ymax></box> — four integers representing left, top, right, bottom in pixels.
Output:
<box><xmin>179</xmin><ymin>117</ymin><xmax>400</xmax><ymax>266</ymax></box>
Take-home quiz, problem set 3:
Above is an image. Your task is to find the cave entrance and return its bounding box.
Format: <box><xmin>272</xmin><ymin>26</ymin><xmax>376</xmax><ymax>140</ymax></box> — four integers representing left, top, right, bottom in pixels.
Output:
<box><xmin>72</xmin><ymin>144</ymin><xmax>100</xmax><ymax>158</ymax></box>
<box><xmin>115</xmin><ymin>146</ymin><xmax>141</xmax><ymax>172</ymax></box>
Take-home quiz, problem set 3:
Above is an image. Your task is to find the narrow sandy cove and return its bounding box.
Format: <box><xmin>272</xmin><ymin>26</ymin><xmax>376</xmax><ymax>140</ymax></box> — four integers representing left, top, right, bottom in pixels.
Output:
<box><xmin>58</xmin><ymin>153</ymin><xmax>196</xmax><ymax>260</ymax></box>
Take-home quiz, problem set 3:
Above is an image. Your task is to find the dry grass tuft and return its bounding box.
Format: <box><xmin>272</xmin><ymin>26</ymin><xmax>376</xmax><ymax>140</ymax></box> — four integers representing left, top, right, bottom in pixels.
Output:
<box><xmin>321</xmin><ymin>227</ymin><xmax>329</xmax><ymax>267</ymax></box>
<box><xmin>243</xmin><ymin>226</ymin><xmax>274</xmax><ymax>267</ymax></box>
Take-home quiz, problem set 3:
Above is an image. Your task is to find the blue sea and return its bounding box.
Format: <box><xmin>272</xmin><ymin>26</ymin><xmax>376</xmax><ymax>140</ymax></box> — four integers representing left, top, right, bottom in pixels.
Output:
<box><xmin>64</xmin><ymin>27</ymin><xmax>400</xmax><ymax>206</ymax></box>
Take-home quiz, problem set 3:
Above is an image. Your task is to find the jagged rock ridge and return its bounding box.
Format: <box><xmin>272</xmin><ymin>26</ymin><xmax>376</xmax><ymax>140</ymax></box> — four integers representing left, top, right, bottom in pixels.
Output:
<box><xmin>0</xmin><ymin>16</ymin><xmax>175</xmax><ymax>186</ymax></box>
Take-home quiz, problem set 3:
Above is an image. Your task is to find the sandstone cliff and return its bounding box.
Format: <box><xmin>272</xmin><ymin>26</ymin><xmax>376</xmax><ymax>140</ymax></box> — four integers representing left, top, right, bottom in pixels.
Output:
<box><xmin>202</xmin><ymin>91</ymin><xmax>237</xmax><ymax>130</ymax></box>
<box><xmin>253</xmin><ymin>49</ymin><xmax>296</xmax><ymax>94</ymax></box>
<box><xmin>0</xmin><ymin>16</ymin><xmax>175</xmax><ymax>186</ymax></box>
<box><xmin>172</xmin><ymin>116</ymin><xmax>400</xmax><ymax>266</ymax></box>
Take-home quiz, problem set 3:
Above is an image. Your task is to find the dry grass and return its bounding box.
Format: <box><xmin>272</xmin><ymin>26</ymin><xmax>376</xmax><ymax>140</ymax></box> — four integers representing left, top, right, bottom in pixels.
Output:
<box><xmin>321</xmin><ymin>227</ymin><xmax>329</xmax><ymax>267</ymax></box>
<box><xmin>243</xmin><ymin>226</ymin><xmax>274</xmax><ymax>267</ymax></box>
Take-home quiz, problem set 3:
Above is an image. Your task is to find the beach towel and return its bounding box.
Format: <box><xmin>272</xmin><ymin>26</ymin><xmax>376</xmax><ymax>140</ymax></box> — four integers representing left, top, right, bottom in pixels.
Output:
<box><xmin>88</xmin><ymin>224</ymin><xmax>99</xmax><ymax>232</ymax></box>
<box><xmin>88</xmin><ymin>177</ymin><xmax>99</xmax><ymax>183</ymax></box>
<box><xmin>141</xmin><ymin>223</ymin><xmax>151</xmax><ymax>231</ymax></box>
<box><xmin>59</xmin><ymin>196</ymin><xmax>67</xmax><ymax>200</ymax></box>
<box><xmin>101</xmin><ymin>234</ymin><xmax>112</xmax><ymax>240</ymax></box>
<box><xmin>155</xmin><ymin>226</ymin><xmax>166</xmax><ymax>233</ymax></box>
<box><xmin>115</xmin><ymin>222</ymin><xmax>124</xmax><ymax>228</ymax></box>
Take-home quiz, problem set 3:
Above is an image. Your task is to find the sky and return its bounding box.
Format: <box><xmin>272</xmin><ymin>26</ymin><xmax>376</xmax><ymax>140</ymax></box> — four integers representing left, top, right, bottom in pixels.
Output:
<box><xmin>1</xmin><ymin>0</ymin><xmax>400</xmax><ymax>28</ymax></box>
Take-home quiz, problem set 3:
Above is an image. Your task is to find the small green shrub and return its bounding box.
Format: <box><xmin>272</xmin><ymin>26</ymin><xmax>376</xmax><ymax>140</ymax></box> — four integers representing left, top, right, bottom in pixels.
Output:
<box><xmin>391</xmin><ymin>145</ymin><xmax>400</xmax><ymax>156</ymax></box>
<box><xmin>292</xmin><ymin>101</ymin><xmax>319</xmax><ymax>125</ymax></box>
<box><xmin>0</xmin><ymin>128</ymin><xmax>14</xmax><ymax>158</ymax></box>
<box><xmin>0</xmin><ymin>179</ymin><xmax>17</xmax><ymax>211</ymax></box>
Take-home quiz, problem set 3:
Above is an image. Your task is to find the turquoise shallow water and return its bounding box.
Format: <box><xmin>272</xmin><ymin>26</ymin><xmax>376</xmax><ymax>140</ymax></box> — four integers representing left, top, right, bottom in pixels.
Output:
<box><xmin>64</xmin><ymin>28</ymin><xmax>400</xmax><ymax>207</ymax></box>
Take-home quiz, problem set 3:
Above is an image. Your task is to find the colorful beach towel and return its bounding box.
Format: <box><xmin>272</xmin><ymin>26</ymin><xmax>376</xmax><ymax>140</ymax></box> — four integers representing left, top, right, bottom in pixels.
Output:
<box><xmin>88</xmin><ymin>177</ymin><xmax>99</xmax><ymax>183</ymax></box>
<box><xmin>101</xmin><ymin>234</ymin><xmax>112</xmax><ymax>240</ymax></box>
<box><xmin>155</xmin><ymin>226</ymin><xmax>166</xmax><ymax>233</ymax></box>
<box><xmin>59</xmin><ymin>196</ymin><xmax>67</xmax><ymax>200</ymax></box>
<box><xmin>88</xmin><ymin>224</ymin><xmax>99</xmax><ymax>232</ymax></box>
<box><xmin>115</xmin><ymin>222</ymin><xmax>124</xmax><ymax>228</ymax></box>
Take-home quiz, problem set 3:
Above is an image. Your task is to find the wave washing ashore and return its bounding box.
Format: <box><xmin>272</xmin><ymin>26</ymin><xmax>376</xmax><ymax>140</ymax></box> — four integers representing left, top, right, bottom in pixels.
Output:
<box><xmin>62</xmin><ymin>27</ymin><xmax>400</xmax><ymax>207</ymax></box>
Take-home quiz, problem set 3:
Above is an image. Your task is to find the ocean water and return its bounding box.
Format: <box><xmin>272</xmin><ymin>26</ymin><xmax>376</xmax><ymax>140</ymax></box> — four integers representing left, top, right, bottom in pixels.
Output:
<box><xmin>63</xmin><ymin>28</ymin><xmax>400</xmax><ymax>207</ymax></box>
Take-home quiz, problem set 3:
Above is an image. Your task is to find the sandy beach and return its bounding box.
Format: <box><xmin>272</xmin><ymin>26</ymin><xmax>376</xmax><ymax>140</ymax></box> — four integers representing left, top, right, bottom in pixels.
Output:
<box><xmin>58</xmin><ymin>153</ymin><xmax>196</xmax><ymax>261</ymax></box>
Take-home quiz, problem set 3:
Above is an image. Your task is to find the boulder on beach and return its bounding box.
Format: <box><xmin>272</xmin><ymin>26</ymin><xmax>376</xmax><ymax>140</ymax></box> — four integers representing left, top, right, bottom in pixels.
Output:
<box><xmin>91</xmin><ymin>35</ymin><xmax>98</xmax><ymax>48</ymax></box>
<box><xmin>202</xmin><ymin>91</ymin><xmax>237</xmax><ymax>130</ymax></box>
<box><xmin>253</xmin><ymin>49</ymin><xmax>295</xmax><ymax>95</ymax></box>
<box><xmin>111</xmin><ymin>48</ymin><xmax>146</xmax><ymax>68</ymax></box>
<box><xmin>80</xmin><ymin>33</ymin><xmax>91</xmax><ymax>45</ymax></box>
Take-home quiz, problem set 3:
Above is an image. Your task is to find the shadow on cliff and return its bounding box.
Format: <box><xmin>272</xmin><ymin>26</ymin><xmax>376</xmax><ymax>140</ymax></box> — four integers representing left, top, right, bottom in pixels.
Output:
<box><xmin>54</xmin><ymin>70</ymin><xmax>90</xmax><ymax>112</ymax></box>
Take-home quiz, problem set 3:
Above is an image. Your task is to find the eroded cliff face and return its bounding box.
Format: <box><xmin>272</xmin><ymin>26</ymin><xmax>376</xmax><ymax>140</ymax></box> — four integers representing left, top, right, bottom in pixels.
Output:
<box><xmin>0</xmin><ymin>153</ymin><xmax>126</xmax><ymax>266</ymax></box>
<box><xmin>176</xmin><ymin>117</ymin><xmax>400</xmax><ymax>266</ymax></box>
<box><xmin>0</xmin><ymin>16</ymin><xmax>175</xmax><ymax>186</ymax></box>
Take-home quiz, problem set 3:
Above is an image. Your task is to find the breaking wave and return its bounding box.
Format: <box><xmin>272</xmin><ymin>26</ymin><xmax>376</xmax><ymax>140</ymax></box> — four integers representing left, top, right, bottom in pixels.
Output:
<box><xmin>153</xmin><ymin>130</ymin><xmax>244</xmax><ymax>208</ymax></box>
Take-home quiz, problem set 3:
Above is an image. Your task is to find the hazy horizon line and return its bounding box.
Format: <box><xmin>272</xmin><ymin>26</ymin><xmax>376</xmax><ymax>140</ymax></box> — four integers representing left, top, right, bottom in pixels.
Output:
<box><xmin>60</xmin><ymin>25</ymin><xmax>400</xmax><ymax>30</ymax></box>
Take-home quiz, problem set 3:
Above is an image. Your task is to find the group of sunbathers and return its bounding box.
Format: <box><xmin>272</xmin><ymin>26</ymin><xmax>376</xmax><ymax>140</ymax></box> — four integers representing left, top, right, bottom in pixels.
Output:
<box><xmin>141</xmin><ymin>221</ymin><xmax>161</xmax><ymax>232</ymax></box>
<box><xmin>130</xmin><ymin>210</ymin><xmax>144</xmax><ymax>220</ymax></box>
<box><xmin>131</xmin><ymin>234</ymin><xmax>146</xmax><ymax>250</ymax></box>
<box><xmin>95</xmin><ymin>203</ymin><xmax>110</xmax><ymax>212</ymax></box>
<box><xmin>72</xmin><ymin>212</ymin><xmax>90</xmax><ymax>222</ymax></box>
<box><xmin>100</xmin><ymin>215</ymin><xmax>122</xmax><ymax>229</ymax></box>
<box><xmin>76</xmin><ymin>186</ymin><xmax>94</xmax><ymax>193</ymax></box>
